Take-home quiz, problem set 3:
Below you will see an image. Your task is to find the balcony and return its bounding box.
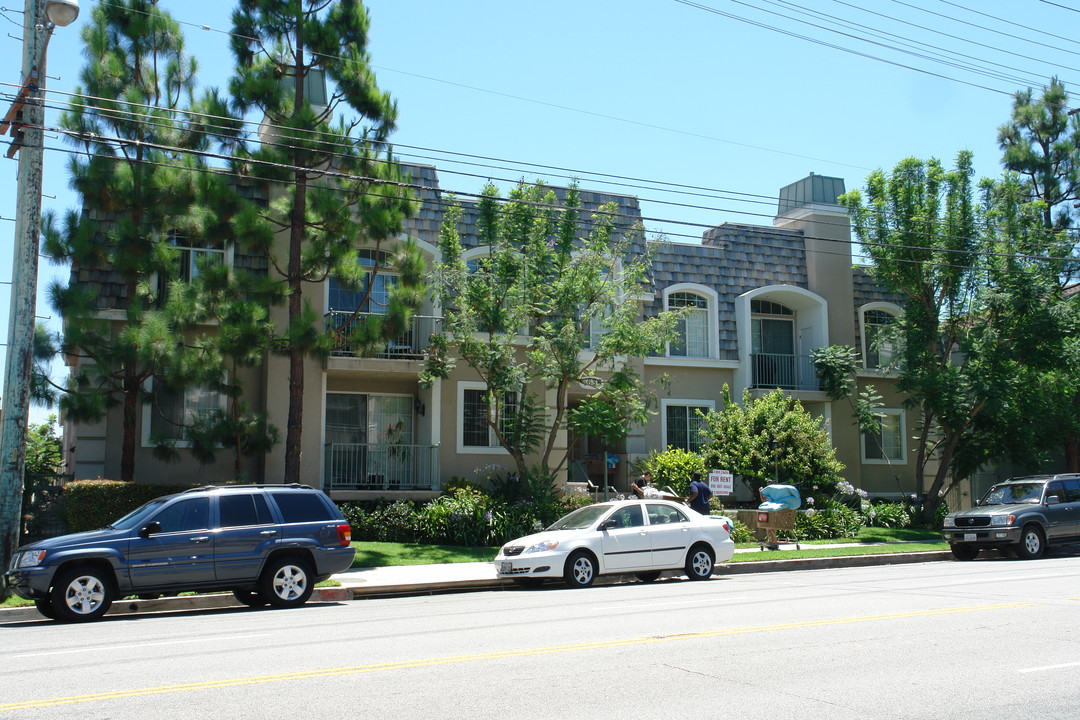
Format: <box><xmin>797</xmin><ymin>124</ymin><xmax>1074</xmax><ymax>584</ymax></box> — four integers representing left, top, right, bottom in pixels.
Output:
<box><xmin>325</xmin><ymin>311</ymin><xmax>442</xmax><ymax>359</ymax></box>
<box><xmin>750</xmin><ymin>353</ymin><xmax>821</xmax><ymax>391</ymax></box>
<box><xmin>324</xmin><ymin>442</ymin><xmax>441</xmax><ymax>492</ymax></box>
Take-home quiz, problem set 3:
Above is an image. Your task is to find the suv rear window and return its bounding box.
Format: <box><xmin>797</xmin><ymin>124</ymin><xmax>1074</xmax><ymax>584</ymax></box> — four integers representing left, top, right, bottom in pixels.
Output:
<box><xmin>219</xmin><ymin>493</ymin><xmax>273</xmax><ymax>527</ymax></box>
<box><xmin>269</xmin><ymin>491</ymin><xmax>335</xmax><ymax>523</ymax></box>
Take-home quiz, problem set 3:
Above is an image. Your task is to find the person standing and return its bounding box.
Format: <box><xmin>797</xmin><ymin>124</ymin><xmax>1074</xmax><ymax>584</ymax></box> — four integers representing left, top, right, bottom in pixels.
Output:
<box><xmin>631</xmin><ymin>470</ymin><xmax>653</xmax><ymax>498</ymax></box>
<box><xmin>687</xmin><ymin>471</ymin><xmax>712</xmax><ymax>514</ymax></box>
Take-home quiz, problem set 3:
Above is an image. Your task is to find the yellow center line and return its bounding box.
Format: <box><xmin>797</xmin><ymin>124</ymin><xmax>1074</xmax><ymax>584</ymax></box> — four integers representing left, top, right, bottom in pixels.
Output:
<box><xmin>0</xmin><ymin>601</ymin><xmax>1037</xmax><ymax>712</ymax></box>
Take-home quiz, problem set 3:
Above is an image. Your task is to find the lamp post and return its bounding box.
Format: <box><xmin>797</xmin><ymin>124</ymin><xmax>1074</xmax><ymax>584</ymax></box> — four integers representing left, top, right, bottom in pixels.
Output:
<box><xmin>0</xmin><ymin>0</ymin><xmax>79</xmax><ymax>586</ymax></box>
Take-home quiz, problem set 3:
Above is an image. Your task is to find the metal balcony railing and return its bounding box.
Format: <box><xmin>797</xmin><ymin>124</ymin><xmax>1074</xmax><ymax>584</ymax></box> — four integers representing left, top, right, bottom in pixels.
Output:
<box><xmin>750</xmin><ymin>353</ymin><xmax>821</xmax><ymax>391</ymax></box>
<box><xmin>325</xmin><ymin>311</ymin><xmax>442</xmax><ymax>359</ymax></box>
<box><xmin>324</xmin><ymin>442</ymin><xmax>440</xmax><ymax>492</ymax></box>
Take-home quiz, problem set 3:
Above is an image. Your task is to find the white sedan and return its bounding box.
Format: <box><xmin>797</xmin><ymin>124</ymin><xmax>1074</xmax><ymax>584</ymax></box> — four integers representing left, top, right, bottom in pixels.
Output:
<box><xmin>494</xmin><ymin>499</ymin><xmax>735</xmax><ymax>588</ymax></box>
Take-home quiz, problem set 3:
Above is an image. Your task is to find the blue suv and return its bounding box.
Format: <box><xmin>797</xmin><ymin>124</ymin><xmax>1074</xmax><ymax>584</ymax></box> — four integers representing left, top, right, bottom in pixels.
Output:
<box><xmin>5</xmin><ymin>484</ymin><xmax>355</xmax><ymax>622</ymax></box>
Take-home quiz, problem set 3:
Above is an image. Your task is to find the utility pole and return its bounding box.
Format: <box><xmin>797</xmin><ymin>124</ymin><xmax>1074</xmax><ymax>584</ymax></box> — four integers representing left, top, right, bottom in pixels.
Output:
<box><xmin>0</xmin><ymin>0</ymin><xmax>78</xmax><ymax>593</ymax></box>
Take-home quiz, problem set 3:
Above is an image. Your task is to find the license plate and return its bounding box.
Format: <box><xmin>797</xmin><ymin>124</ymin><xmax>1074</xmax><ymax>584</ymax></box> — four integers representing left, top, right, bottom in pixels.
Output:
<box><xmin>963</xmin><ymin>533</ymin><xmax>976</xmax><ymax>542</ymax></box>
<box><xmin>500</xmin><ymin>561</ymin><xmax>512</xmax><ymax>574</ymax></box>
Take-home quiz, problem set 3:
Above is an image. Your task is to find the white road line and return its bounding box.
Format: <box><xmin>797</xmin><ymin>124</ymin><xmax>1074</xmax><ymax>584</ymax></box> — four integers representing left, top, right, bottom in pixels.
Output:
<box><xmin>1020</xmin><ymin>661</ymin><xmax>1080</xmax><ymax>674</ymax></box>
<box><xmin>14</xmin><ymin>633</ymin><xmax>271</xmax><ymax>659</ymax></box>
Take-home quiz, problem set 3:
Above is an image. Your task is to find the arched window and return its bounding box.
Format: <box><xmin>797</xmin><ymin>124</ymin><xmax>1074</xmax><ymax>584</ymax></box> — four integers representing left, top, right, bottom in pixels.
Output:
<box><xmin>863</xmin><ymin>309</ymin><xmax>896</xmax><ymax>369</ymax></box>
<box><xmin>751</xmin><ymin>299</ymin><xmax>796</xmax><ymax>388</ymax></box>
<box><xmin>668</xmin><ymin>292</ymin><xmax>710</xmax><ymax>358</ymax></box>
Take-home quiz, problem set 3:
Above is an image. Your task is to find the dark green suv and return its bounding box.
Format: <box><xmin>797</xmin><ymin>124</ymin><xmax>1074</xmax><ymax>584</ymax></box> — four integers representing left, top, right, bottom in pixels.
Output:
<box><xmin>942</xmin><ymin>474</ymin><xmax>1080</xmax><ymax>560</ymax></box>
<box><xmin>5</xmin><ymin>484</ymin><xmax>355</xmax><ymax>622</ymax></box>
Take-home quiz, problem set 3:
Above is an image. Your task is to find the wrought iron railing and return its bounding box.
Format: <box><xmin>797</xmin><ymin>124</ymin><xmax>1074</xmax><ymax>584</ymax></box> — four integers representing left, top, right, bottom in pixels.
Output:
<box><xmin>325</xmin><ymin>311</ymin><xmax>442</xmax><ymax>359</ymax></box>
<box><xmin>750</xmin><ymin>353</ymin><xmax>821</xmax><ymax>391</ymax></box>
<box><xmin>324</xmin><ymin>442</ymin><xmax>440</xmax><ymax>492</ymax></box>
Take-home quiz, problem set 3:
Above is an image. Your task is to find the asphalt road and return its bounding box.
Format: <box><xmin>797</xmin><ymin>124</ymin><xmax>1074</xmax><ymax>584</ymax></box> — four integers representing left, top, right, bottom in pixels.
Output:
<box><xmin>2</xmin><ymin>556</ymin><xmax>1078</xmax><ymax>719</ymax></box>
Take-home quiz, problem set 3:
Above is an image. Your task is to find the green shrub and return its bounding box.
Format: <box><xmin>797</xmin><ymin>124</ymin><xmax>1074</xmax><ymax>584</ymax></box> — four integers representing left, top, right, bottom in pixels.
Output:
<box><xmin>64</xmin><ymin>480</ymin><xmax>198</xmax><ymax>533</ymax></box>
<box><xmin>727</xmin><ymin>518</ymin><xmax>755</xmax><ymax>543</ymax></box>
<box><xmin>792</xmin><ymin>502</ymin><xmax>862</xmax><ymax>540</ymax></box>
<box><xmin>339</xmin><ymin>500</ymin><xmax>420</xmax><ymax>543</ymax></box>
<box><xmin>644</xmin><ymin>448</ymin><xmax>706</xmax><ymax>497</ymax></box>
<box><xmin>863</xmin><ymin>501</ymin><xmax>912</xmax><ymax>528</ymax></box>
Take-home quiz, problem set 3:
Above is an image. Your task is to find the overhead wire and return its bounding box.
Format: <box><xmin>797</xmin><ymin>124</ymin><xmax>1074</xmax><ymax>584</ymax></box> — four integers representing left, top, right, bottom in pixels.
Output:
<box><xmin>29</xmin><ymin>116</ymin><xmax>1080</xmax><ymax>277</ymax></box>
<box><xmin>16</xmin><ymin>78</ymin><xmax>1080</xmax><ymax>250</ymax></box>
<box><xmin>2</xmin><ymin>2</ymin><xmax>1078</xmax><ymax>269</ymax></box>
<box><xmin>938</xmin><ymin>0</ymin><xmax>1080</xmax><ymax>49</ymax></box>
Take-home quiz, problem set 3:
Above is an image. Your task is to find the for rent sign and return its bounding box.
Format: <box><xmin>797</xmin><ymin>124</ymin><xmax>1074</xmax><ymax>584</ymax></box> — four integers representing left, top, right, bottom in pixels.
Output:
<box><xmin>709</xmin><ymin>470</ymin><xmax>733</xmax><ymax>496</ymax></box>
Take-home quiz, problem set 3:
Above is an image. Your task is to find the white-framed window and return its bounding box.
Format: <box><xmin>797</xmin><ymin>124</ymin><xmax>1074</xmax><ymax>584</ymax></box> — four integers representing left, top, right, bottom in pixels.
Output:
<box><xmin>668</xmin><ymin>292</ymin><xmax>709</xmax><ymax>357</ymax></box>
<box><xmin>142</xmin><ymin>377</ymin><xmax>227</xmax><ymax>447</ymax></box>
<box><xmin>156</xmin><ymin>234</ymin><xmax>231</xmax><ymax>302</ymax></box>
<box><xmin>862</xmin><ymin>409</ymin><xmax>905</xmax><ymax>463</ymax></box>
<box><xmin>661</xmin><ymin>399</ymin><xmax>714</xmax><ymax>453</ymax></box>
<box><xmin>457</xmin><ymin>381</ymin><xmax>517</xmax><ymax>454</ymax></box>
<box><xmin>861</xmin><ymin>306</ymin><xmax>898</xmax><ymax>369</ymax></box>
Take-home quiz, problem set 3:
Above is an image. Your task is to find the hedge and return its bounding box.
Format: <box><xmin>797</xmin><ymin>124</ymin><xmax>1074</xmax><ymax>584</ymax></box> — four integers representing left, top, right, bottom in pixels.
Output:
<box><xmin>64</xmin><ymin>480</ymin><xmax>199</xmax><ymax>533</ymax></box>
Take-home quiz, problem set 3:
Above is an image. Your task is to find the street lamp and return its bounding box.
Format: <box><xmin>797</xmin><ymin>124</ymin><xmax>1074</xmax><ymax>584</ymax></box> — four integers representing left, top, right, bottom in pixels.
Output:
<box><xmin>0</xmin><ymin>0</ymin><xmax>79</xmax><ymax>585</ymax></box>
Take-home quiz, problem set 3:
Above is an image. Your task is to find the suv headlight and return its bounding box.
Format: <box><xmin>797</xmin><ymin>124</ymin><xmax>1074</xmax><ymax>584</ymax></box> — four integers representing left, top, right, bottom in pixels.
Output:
<box><xmin>15</xmin><ymin>550</ymin><xmax>46</xmax><ymax>568</ymax></box>
<box><xmin>943</xmin><ymin>517</ymin><xmax>955</xmax><ymax>527</ymax></box>
<box><xmin>991</xmin><ymin>515</ymin><xmax>1016</xmax><ymax>526</ymax></box>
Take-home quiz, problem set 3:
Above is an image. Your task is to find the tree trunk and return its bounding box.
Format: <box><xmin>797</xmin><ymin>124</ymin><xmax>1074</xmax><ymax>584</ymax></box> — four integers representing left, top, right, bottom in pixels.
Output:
<box><xmin>121</xmin><ymin>368</ymin><xmax>138</xmax><ymax>482</ymax></box>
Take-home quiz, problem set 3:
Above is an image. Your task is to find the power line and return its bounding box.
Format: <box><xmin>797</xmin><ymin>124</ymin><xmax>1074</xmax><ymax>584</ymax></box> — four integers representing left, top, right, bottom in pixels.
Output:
<box><xmin>21</xmin><ymin>80</ymin><xmax>1080</xmax><ymax>248</ymax></box>
<box><xmin>33</xmin><ymin>123</ymin><xmax>1080</xmax><ymax>277</ymax></box>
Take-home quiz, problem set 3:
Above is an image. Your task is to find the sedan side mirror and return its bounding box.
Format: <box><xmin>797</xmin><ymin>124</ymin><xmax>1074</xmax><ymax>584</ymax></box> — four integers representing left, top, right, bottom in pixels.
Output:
<box><xmin>139</xmin><ymin>521</ymin><xmax>161</xmax><ymax>539</ymax></box>
<box><xmin>599</xmin><ymin>519</ymin><xmax>618</xmax><ymax>531</ymax></box>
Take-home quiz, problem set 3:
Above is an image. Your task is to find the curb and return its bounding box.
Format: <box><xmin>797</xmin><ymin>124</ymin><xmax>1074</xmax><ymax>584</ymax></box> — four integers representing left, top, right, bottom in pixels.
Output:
<box><xmin>1</xmin><ymin>551</ymin><xmax>952</xmax><ymax>623</ymax></box>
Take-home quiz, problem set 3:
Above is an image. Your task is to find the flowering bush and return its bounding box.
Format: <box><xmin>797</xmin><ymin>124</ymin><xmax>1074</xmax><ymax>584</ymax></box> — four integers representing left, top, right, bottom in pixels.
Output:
<box><xmin>863</xmin><ymin>501</ymin><xmax>913</xmax><ymax>528</ymax></box>
<box><xmin>792</xmin><ymin>501</ymin><xmax>862</xmax><ymax>540</ymax></box>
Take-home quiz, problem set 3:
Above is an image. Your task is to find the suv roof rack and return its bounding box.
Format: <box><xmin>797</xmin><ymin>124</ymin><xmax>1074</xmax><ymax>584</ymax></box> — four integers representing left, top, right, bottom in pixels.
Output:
<box><xmin>180</xmin><ymin>483</ymin><xmax>313</xmax><ymax>494</ymax></box>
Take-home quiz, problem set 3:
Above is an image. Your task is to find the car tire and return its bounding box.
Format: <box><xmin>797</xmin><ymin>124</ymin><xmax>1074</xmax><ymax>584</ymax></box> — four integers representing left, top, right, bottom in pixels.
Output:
<box><xmin>563</xmin><ymin>550</ymin><xmax>597</xmax><ymax>588</ymax></box>
<box><xmin>685</xmin><ymin>544</ymin><xmax>715</xmax><ymax>581</ymax></box>
<box><xmin>950</xmin><ymin>544</ymin><xmax>979</xmax><ymax>561</ymax></box>
<box><xmin>233</xmin><ymin>589</ymin><xmax>269</xmax><ymax>607</ymax></box>
<box><xmin>50</xmin><ymin>565</ymin><xmax>114</xmax><ymax>622</ymax></box>
<box><xmin>1015</xmin><ymin>525</ymin><xmax>1046</xmax><ymax>560</ymax></box>
<box><xmin>260</xmin><ymin>557</ymin><xmax>315</xmax><ymax>608</ymax></box>
<box><xmin>34</xmin><ymin>598</ymin><xmax>56</xmax><ymax>620</ymax></box>
<box><xmin>635</xmin><ymin>571</ymin><xmax>661</xmax><ymax>583</ymax></box>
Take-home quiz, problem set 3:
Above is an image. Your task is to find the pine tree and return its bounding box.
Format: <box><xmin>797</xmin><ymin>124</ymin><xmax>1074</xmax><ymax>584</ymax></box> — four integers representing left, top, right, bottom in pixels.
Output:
<box><xmin>42</xmin><ymin>0</ymin><xmax>238</xmax><ymax>481</ymax></box>
<box><xmin>229</xmin><ymin>0</ymin><xmax>425</xmax><ymax>483</ymax></box>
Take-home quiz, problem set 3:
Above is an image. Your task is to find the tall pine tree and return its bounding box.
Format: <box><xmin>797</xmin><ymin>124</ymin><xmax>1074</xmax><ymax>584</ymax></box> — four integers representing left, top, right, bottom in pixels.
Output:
<box><xmin>43</xmin><ymin>0</ymin><xmax>239</xmax><ymax>481</ymax></box>
<box><xmin>229</xmin><ymin>0</ymin><xmax>425</xmax><ymax>483</ymax></box>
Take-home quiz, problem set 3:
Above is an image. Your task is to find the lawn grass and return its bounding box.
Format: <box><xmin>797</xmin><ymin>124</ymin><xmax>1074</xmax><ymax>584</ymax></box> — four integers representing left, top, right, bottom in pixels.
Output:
<box><xmin>352</xmin><ymin>542</ymin><xmax>499</xmax><ymax>568</ymax></box>
<box><xmin>730</xmin><ymin>542</ymin><xmax>948</xmax><ymax>562</ymax></box>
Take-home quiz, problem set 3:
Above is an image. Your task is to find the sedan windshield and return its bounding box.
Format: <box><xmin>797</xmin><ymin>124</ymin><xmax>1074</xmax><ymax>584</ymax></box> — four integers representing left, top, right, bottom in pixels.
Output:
<box><xmin>546</xmin><ymin>504</ymin><xmax>611</xmax><ymax>531</ymax></box>
<box><xmin>980</xmin><ymin>483</ymin><xmax>1044</xmax><ymax>506</ymax></box>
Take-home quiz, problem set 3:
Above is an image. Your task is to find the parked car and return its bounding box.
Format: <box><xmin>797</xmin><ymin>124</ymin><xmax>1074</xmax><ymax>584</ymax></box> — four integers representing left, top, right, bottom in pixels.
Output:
<box><xmin>942</xmin><ymin>474</ymin><xmax>1080</xmax><ymax>560</ymax></box>
<box><xmin>5</xmin><ymin>484</ymin><xmax>355</xmax><ymax>622</ymax></box>
<box><xmin>494</xmin><ymin>498</ymin><xmax>735</xmax><ymax>588</ymax></box>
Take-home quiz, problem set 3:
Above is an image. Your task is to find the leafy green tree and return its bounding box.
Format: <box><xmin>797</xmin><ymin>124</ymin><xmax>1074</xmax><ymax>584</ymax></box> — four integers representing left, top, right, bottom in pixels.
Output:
<box><xmin>840</xmin><ymin>153</ymin><xmax>1067</xmax><ymax>522</ymax></box>
<box><xmin>423</xmin><ymin>180</ymin><xmax>683</xmax><ymax>480</ymax></box>
<box><xmin>25</xmin><ymin>416</ymin><xmax>63</xmax><ymax>476</ymax></box>
<box><xmin>698</xmin><ymin>386</ymin><xmax>844</xmax><ymax>498</ymax></box>
<box><xmin>229</xmin><ymin>0</ymin><xmax>425</xmax><ymax>483</ymax></box>
<box><xmin>42</xmin><ymin>0</ymin><xmax>233</xmax><ymax>482</ymax></box>
<box><xmin>998</xmin><ymin>77</ymin><xmax>1080</xmax><ymax>468</ymax></box>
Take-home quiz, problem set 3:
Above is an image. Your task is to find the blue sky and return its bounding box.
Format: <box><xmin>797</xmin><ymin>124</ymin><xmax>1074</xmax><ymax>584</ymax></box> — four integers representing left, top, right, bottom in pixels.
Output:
<box><xmin>1</xmin><ymin>0</ymin><xmax>1076</xmax><ymax>424</ymax></box>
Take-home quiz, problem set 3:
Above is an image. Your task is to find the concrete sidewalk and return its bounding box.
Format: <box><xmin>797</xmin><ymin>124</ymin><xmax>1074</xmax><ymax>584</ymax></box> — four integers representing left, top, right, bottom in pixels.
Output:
<box><xmin>0</xmin><ymin>542</ymin><xmax>952</xmax><ymax>623</ymax></box>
